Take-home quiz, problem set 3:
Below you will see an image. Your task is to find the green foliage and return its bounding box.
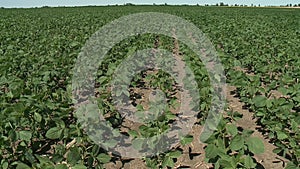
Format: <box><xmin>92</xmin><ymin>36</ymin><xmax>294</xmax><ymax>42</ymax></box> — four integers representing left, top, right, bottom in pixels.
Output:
<box><xmin>203</xmin><ymin>115</ymin><xmax>264</xmax><ymax>168</ymax></box>
<box><xmin>0</xmin><ymin>5</ymin><xmax>299</xmax><ymax>168</ymax></box>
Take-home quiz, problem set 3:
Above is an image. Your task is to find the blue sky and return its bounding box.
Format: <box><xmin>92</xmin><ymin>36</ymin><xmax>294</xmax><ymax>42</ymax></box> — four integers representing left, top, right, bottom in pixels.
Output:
<box><xmin>0</xmin><ymin>0</ymin><xmax>299</xmax><ymax>8</ymax></box>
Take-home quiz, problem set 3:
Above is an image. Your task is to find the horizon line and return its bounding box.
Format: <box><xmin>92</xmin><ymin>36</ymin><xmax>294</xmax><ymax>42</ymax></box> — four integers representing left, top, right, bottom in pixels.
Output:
<box><xmin>1</xmin><ymin>3</ymin><xmax>299</xmax><ymax>9</ymax></box>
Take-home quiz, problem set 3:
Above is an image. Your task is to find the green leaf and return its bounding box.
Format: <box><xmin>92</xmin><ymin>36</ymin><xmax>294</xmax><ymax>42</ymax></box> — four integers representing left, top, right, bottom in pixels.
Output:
<box><xmin>200</xmin><ymin>130</ymin><xmax>214</xmax><ymax>143</ymax></box>
<box><xmin>244</xmin><ymin>155</ymin><xmax>256</xmax><ymax>168</ymax></box>
<box><xmin>18</xmin><ymin>131</ymin><xmax>32</xmax><ymax>142</ymax></box>
<box><xmin>97</xmin><ymin>153</ymin><xmax>111</xmax><ymax>163</ymax></box>
<box><xmin>34</xmin><ymin>112</ymin><xmax>42</xmax><ymax>122</ymax></box>
<box><xmin>70</xmin><ymin>41</ymin><xmax>80</xmax><ymax>48</ymax></box>
<box><xmin>242</xmin><ymin>129</ymin><xmax>254</xmax><ymax>137</ymax></box>
<box><xmin>273</xmin><ymin>147</ymin><xmax>282</xmax><ymax>154</ymax></box>
<box><xmin>126</xmin><ymin>46</ymin><xmax>137</xmax><ymax>58</ymax></box>
<box><xmin>162</xmin><ymin>156</ymin><xmax>174</xmax><ymax>168</ymax></box>
<box><xmin>55</xmin><ymin>164</ymin><xmax>68</xmax><ymax>169</ymax></box>
<box><xmin>246</xmin><ymin>137</ymin><xmax>264</xmax><ymax>154</ymax></box>
<box><xmin>66</xmin><ymin>147</ymin><xmax>81</xmax><ymax>166</ymax></box>
<box><xmin>252</xmin><ymin>95</ymin><xmax>267</xmax><ymax>108</ymax></box>
<box><xmin>165</xmin><ymin>112</ymin><xmax>176</xmax><ymax>119</ymax></box>
<box><xmin>256</xmin><ymin>111</ymin><xmax>265</xmax><ymax>117</ymax></box>
<box><xmin>205</xmin><ymin>144</ymin><xmax>219</xmax><ymax>159</ymax></box>
<box><xmin>102</xmin><ymin>139</ymin><xmax>118</xmax><ymax>148</ymax></box>
<box><xmin>276</xmin><ymin>131</ymin><xmax>288</xmax><ymax>140</ymax></box>
<box><xmin>35</xmin><ymin>155</ymin><xmax>54</xmax><ymax>165</ymax></box>
<box><xmin>226</xmin><ymin>124</ymin><xmax>238</xmax><ymax>136</ymax></box>
<box><xmin>229</xmin><ymin>135</ymin><xmax>244</xmax><ymax>151</ymax></box>
<box><xmin>180</xmin><ymin>135</ymin><xmax>193</xmax><ymax>146</ymax></box>
<box><xmin>278</xmin><ymin>87</ymin><xmax>288</xmax><ymax>95</ymax></box>
<box><xmin>43</xmin><ymin>164</ymin><xmax>56</xmax><ymax>169</ymax></box>
<box><xmin>2</xmin><ymin>162</ymin><xmax>8</xmax><ymax>169</ymax></box>
<box><xmin>218</xmin><ymin>158</ymin><xmax>234</xmax><ymax>168</ymax></box>
<box><xmin>132</xmin><ymin>138</ymin><xmax>144</xmax><ymax>150</ymax></box>
<box><xmin>16</xmin><ymin>162</ymin><xmax>31</xmax><ymax>169</ymax></box>
<box><xmin>7</xmin><ymin>45</ymin><xmax>14</xmax><ymax>50</ymax></box>
<box><xmin>168</xmin><ymin>150</ymin><xmax>182</xmax><ymax>158</ymax></box>
<box><xmin>24</xmin><ymin>151</ymin><xmax>36</xmax><ymax>164</ymax></box>
<box><xmin>128</xmin><ymin>130</ymin><xmax>139</xmax><ymax>138</ymax></box>
<box><xmin>291</xmin><ymin>119</ymin><xmax>298</xmax><ymax>132</ymax></box>
<box><xmin>72</xmin><ymin>164</ymin><xmax>87</xmax><ymax>169</ymax></box>
<box><xmin>285</xmin><ymin>162</ymin><xmax>299</xmax><ymax>169</ymax></box>
<box><xmin>136</xmin><ymin>104</ymin><xmax>144</xmax><ymax>111</ymax></box>
<box><xmin>46</xmin><ymin>127</ymin><xmax>63</xmax><ymax>139</ymax></box>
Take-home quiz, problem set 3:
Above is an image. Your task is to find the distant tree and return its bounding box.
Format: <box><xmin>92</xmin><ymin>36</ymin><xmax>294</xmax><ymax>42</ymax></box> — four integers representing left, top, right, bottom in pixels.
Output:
<box><xmin>234</xmin><ymin>4</ymin><xmax>238</xmax><ymax>6</ymax></box>
<box><xmin>289</xmin><ymin>4</ymin><xmax>292</xmax><ymax>7</ymax></box>
<box><xmin>125</xmin><ymin>3</ymin><xmax>134</xmax><ymax>6</ymax></box>
<box><xmin>294</xmin><ymin>4</ymin><xmax>298</xmax><ymax>7</ymax></box>
<box><xmin>220</xmin><ymin>2</ymin><xmax>224</xmax><ymax>6</ymax></box>
<box><xmin>164</xmin><ymin>3</ymin><xmax>168</xmax><ymax>6</ymax></box>
<box><xmin>258</xmin><ymin>4</ymin><xmax>261</xmax><ymax>7</ymax></box>
<box><xmin>216</xmin><ymin>3</ymin><xmax>219</xmax><ymax>6</ymax></box>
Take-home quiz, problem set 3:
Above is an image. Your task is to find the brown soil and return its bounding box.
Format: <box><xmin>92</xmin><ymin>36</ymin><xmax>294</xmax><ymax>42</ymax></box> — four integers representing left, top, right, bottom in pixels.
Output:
<box><xmin>103</xmin><ymin>85</ymin><xmax>289</xmax><ymax>169</ymax></box>
<box><xmin>174</xmin><ymin>125</ymin><xmax>211</xmax><ymax>169</ymax></box>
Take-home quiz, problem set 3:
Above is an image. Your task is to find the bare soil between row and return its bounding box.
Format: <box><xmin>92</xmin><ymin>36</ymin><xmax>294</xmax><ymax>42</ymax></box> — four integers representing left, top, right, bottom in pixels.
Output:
<box><xmin>103</xmin><ymin>85</ymin><xmax>288</xmax><ymax>169</ymax></box>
